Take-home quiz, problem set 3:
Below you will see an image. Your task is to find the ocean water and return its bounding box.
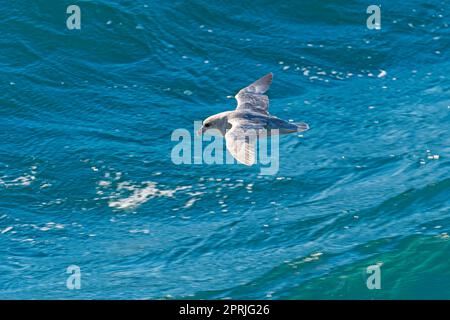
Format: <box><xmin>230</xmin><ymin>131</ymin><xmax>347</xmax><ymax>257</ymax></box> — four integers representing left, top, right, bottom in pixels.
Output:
<box><xmin>1</xmin><ymin>0</ymin><xmax>449</xmax><ymax>299</ymax></box>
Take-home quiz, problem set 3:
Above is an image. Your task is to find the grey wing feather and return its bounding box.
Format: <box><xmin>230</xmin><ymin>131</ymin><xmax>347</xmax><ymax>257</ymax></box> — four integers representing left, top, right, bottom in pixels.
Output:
<box><xmin>225</xmin><ymin>119</ymin><xmax>265</xmax><ymax>166</ymax></box>
<box><xmin>235</xmin><ymin>73</ymin><xmax>273</xmax><ymax>115</ymax></box>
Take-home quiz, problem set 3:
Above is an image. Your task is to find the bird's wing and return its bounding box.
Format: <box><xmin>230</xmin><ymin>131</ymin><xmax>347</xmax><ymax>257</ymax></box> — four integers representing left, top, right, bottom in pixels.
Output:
<box><xmin>235</xmin><ymin>73</ymin><xmax>272</xmax><ymax>115</ymax></box>
<box><xmin>225</xmin><ymin>118</ymin><xmax>265</xmax><ymax>166</ymax></box>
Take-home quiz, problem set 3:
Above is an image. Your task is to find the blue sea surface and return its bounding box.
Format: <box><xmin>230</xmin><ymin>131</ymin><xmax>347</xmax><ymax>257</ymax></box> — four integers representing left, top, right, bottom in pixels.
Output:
<box><xmin>1</xmin><ymin>1</ymin><xmax>449</xmax><ymax>299</ymax></box>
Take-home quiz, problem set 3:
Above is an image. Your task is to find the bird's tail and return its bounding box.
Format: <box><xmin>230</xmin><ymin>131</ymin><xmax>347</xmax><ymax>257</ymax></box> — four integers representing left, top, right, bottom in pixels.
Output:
<box><xmin>296</xmin><ymin>122</ymin><xmax>309</xmax><ymax>132</ymax></box>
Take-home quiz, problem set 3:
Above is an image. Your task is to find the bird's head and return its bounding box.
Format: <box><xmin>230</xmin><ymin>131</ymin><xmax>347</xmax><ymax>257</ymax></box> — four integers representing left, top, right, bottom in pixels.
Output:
<box><xmin>197</xmin><ymin>111</ymin><xmax>231</xmax><ymax>136</ymax></box>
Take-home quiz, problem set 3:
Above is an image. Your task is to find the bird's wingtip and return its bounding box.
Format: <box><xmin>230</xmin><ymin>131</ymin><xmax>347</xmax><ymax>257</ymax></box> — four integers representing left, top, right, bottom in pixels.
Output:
<box><xmin>261</xmin><ymin>72</ymin><xmax>273</xmax><ymax>85</ymax></box>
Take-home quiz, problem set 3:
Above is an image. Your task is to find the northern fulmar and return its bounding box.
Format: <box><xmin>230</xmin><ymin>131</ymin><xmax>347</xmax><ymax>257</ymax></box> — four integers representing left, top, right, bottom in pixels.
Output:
<box><xmin>198</xmin><ymin>73</ymin><xmax>309</xmax><ymax>166</ymax></box>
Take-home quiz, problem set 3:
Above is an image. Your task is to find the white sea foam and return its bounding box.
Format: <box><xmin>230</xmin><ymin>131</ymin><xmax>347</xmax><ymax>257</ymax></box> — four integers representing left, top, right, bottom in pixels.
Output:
<box><xmin>37</xmin><ymin>222</ymin><xmax>65</xmax><ymax>231</ymax></box>
<box><xmin>108</xmin><ymin>181</ymin><xmax>190</xmax><ymax>210</ymax></box>
<box><xmin>129</xmin><ymin>229</ymin><xmax>150</xmax><ymax>234</ymax></box>
<box><xmin>377</xmin><ymin>70</ymin><xmax>387</xmax><ymax>78</ymax></box>
<box><xmin>183</xmin><ymin>192</ymin><xmax>203</xmax><ymax>208</ymax></box>
<box><xmin>1</xmin><ymin>226</ymin><xmax>13</xmax><ymax>234</ymax></box>
<box><xmin>0</xmin><ymin>166</ymin><xmax>37</xmax><ymax>187</ymax></box>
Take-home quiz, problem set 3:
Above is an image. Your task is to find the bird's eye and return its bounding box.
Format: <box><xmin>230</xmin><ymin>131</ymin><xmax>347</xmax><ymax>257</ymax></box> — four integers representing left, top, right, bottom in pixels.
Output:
<box><xmin>205</xmin><ymin>123</ymin><xmax>210</xmax><ymax>127</ymax></box>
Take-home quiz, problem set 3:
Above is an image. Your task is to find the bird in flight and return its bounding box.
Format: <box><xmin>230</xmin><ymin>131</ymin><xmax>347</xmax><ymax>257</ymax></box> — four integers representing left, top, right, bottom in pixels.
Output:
<box><xmin>197</xmin><ymin>73</ymin><xmax>309</xmax><ymax>166</ymax></box>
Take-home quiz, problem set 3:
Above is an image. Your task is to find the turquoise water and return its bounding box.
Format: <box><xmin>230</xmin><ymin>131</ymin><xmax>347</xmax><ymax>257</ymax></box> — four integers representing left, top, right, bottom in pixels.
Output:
<box><xmin>1</xmin><ymin>0</ymin><xmax>449</xmax><ymax>299</ymax></box>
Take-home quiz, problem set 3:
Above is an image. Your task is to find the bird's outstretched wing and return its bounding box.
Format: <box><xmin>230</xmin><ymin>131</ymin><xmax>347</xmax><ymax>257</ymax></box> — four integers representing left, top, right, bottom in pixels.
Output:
<box><xmin>225</xmin><ymin>118</ymin><xmax>265</xmax><ymax>166</ymax></box>
<box><xmin>235</xmin><ymin>73</ymin><xmax>272</xmax><ymax>115</ymax></box>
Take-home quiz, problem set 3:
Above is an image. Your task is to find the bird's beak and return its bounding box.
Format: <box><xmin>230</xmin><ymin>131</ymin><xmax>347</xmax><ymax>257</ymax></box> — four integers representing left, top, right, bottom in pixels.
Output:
<box><xmin>196</xmin><ymin>126</ymin><xmax>203</xmax><ymax>136</ymax></box>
